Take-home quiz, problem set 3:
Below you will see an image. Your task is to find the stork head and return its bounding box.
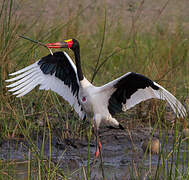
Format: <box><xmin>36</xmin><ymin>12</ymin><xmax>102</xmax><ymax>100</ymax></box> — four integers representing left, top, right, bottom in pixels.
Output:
<box><xmin>46</xmin><ymin>39</ymin><xmax>79</xmax><ymax>51</ymax></box>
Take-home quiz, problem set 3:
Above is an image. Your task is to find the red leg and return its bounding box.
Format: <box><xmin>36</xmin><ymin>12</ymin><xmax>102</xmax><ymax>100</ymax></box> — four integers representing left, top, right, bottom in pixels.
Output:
<box><xmin>95</xmin><ymin>141</ymin><xmax>102</xmax><ymax>158</ymax></box>
<box><xmin>92</xmin><ymin>125</ymin><xmax>105</xmax><ymax>178</ymax></box>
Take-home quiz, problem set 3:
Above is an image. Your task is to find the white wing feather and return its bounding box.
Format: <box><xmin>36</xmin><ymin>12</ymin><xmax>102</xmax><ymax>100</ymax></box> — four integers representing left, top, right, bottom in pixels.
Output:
<box><xmin>6</xmin><ymin>52</ymin><xmax>85</xmax><ymax>119</ymax></box>
<box><xmin>125</xmin><ymin>83</ymin><xmax>186</xmax><ymax>118</ymax></box>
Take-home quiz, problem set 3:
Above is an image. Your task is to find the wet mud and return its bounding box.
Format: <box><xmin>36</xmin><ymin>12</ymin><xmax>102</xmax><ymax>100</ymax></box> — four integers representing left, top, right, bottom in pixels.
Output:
<box><xmin>0</xmin><ymin>127</ymin><xmax>188</xmax><ymax>179</ymax></box>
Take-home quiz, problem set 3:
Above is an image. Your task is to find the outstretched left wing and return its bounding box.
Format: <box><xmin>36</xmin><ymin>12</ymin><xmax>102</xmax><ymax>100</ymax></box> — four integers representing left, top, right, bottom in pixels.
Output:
<box><xmin>6</xmin><ymin>51</ymin><xmax>86</xmax><ymax>119</ymax></box>
<box><xmin>101</xmin><ymin>72</ymin><xmax>186</xmax><ymax>118</ymax></box>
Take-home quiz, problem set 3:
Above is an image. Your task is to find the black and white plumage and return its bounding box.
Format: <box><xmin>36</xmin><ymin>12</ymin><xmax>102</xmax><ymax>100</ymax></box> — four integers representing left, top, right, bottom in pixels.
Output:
<box><xmin>6</xmin><ymin>39</ymin><xmax>186</xmax><ymax>130</ymax></box>
<box><xmin>6</xmin><ymin>51</ymin><xmax>86</xmax><ymax>120</ymax></box>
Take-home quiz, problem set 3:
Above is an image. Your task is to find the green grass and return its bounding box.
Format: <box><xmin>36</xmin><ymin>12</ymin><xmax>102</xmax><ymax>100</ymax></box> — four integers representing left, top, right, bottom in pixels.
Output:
<box><xmin>0</xmin><ymin>0</ymin><xmax>189</xmax><ymax>179</ymax></box>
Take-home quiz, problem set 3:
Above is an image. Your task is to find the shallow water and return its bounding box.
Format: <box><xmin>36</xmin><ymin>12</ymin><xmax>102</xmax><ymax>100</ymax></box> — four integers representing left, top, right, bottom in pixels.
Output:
<box><xmin>0</xmin><ymin>128</ymin><xmax>188</xmax><ymax>179</ymax></box>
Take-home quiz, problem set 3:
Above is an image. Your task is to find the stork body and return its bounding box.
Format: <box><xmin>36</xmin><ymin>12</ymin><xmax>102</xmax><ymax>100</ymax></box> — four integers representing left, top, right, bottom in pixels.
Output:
<box><xmin>79</xmin><ymin>78</ymin><xmax>119</xmax><ymax>129</ymax></box>
<box><xmin>6</xmin><ymin>39</ymin><xmax>187</xmax><ymax>157</ymax></box>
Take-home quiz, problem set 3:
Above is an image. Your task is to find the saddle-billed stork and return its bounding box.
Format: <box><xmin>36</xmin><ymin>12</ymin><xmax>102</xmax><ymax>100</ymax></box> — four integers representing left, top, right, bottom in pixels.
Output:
<box><xmin>6</xmin><ymin>38</ymin><xmax>186</xmax><ymax>157</ymax></box>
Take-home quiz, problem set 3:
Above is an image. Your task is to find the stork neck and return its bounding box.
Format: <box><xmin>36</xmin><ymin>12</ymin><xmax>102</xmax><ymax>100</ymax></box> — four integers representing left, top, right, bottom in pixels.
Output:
<box><xmin>74</xmin><ymin>47</ymin><xmax>84</xmax><ymax>81</ymax></box>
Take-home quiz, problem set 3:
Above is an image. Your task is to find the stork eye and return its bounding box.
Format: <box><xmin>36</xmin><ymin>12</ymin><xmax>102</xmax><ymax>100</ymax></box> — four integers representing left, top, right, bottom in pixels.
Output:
<box><xmin>82</xmin><ymin>97</ymin><xmax>87</xmax><ymax>102</ymax></box>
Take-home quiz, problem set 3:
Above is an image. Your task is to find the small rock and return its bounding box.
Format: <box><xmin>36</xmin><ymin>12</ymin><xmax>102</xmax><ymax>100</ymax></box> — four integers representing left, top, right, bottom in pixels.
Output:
<box><xmin>183</xmin><ymin>128</ymin><xmax>189</xmax><ymax>138</ymax></box>
<box><xmin>141</xmin><ymin>137</ymin><xmax>160</xmax><ymax>154</ymax></box>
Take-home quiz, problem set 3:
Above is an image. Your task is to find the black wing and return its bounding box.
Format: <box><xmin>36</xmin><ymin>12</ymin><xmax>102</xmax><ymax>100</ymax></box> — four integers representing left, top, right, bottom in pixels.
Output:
<box><xmin>101</xmin><ymin>72</ymin><xmax>186</xmax><ymax>118</ymax></box>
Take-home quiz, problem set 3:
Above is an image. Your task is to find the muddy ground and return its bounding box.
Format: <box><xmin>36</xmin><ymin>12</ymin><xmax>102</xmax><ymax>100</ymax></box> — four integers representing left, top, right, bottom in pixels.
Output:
<box><xmin>0</xmin><ymin>126</ymin><xmax>186</xmax><ymax>180</ymax></box>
